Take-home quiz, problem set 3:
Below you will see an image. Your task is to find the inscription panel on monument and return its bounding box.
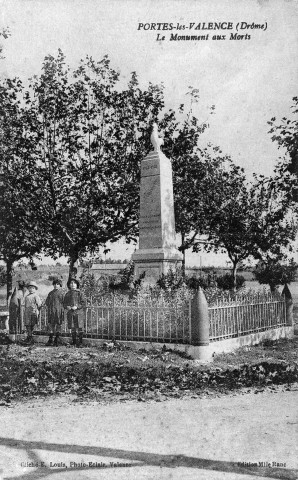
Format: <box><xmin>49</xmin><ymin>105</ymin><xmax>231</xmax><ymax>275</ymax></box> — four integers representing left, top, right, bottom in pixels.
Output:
<box><xmin>139</xmin><ymin>173</ymin><xmax>162</xmax><ymax>248</ymax></box>
<box><xmin>139</xmin><ymin>214</ymin><xmax>161</xmax><ymax>229</ymax></box>
<box><xmin>141</xmin><ymin>158</ymin><xmax>159</xmax><ymax>177</ymax></box>
<box><xmin>140</xmin><ymin>176</ymin><xmax>160</xmax><ymax>225</ymax></box>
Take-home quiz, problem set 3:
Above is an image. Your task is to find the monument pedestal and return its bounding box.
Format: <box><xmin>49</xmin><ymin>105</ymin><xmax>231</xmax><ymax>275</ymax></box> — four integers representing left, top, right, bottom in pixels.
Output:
<box><xmin>133</xmin><ymin>248</ymin><xmax>182</xmax><ymax>284</ymax></box>
<box><xmin>132</xmin><ymin>144</ymin><xmax>182</xmax><ymax>284</ymax></box>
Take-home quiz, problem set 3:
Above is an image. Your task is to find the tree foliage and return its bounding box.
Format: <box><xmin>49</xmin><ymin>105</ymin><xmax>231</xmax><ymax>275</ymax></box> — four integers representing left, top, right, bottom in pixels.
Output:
<box><xmin>0</xmin><ymin>51</ymin><xmax>167</xmax><ymax>285</ymax></box>
<box><xmin>254</xmin><ymin>259</ymin><xmax>298</xmax><ymax>292</ymax></box>
<box><xmin>159</xmin><ymin>89</ymin><xmax>227</xmax><ymax>274</ymax></box>
<box><xmin>268</xmin><ymin>97</ymin><xmax>298</xmax><ymax>167</ymax></box>
<box><xmin>24</xmin><ymin>51</ymin><xmax>166</xmax><ymax>272</ymax></box>
<box><xmin>0</xmin><ymin>27</ymin><xmax>10</xmax><ymax>59</ymax></box>
<box><xmin>187</xmin><ymin>161</ymin><xmax>298</xmax><ymax>290</ymax></box>
<box><xmin>160</xmin><ymin>93</ymin><xmax>298</xmax><ymax>288</ymax></box>
<box><xmin>0</xmin><ymin>77</ymin><xmax>45</xmax><ymax>297</ymax></box>
<box><xmin>1</xmin><ymin>51</ymin><xmax>297</xmax><ymax>299</ymax></box>
<box><xmin>268</xmin><ymin>97</ymin><xmax>298</xmax><ymax>200</ymax></box>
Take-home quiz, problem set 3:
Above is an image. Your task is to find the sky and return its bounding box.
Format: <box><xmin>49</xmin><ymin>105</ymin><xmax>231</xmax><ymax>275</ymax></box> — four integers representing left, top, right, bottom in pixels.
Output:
<box><xmin>1</xmin><ymin>0</ymin><xmax>297</xmax><ymax>266</ymax></box>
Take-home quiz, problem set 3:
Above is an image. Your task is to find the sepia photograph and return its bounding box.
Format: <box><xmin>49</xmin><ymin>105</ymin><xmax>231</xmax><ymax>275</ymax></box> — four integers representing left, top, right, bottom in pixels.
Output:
<box><xmin>0</xmin><ymin>0</ymin><xmax>297</xmax><ymax>479</ymax></box>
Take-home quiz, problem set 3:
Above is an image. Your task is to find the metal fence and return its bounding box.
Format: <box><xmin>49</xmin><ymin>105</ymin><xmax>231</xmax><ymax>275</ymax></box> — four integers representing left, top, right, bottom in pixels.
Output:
<box><xmin>37</xmin><ymin>296</ymin><xmax>191</xmax><ymax>344</ymax></box>
<box><xmin>208</xmin><ymin>293</ymin><xmax>287</xmax><ymax>342</ymax></box>
<box><xmin>34</xmin><ymin>292</ymin><xmax>288</xmax><ymax>344</ymax></box>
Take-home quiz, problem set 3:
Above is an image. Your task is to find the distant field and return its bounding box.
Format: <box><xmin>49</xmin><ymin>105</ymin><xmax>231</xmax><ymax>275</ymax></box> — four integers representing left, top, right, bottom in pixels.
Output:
<box><xmin>0</xmin><ymin>266</ymin><xmax>70</xmax><ymax>304</ymax></box>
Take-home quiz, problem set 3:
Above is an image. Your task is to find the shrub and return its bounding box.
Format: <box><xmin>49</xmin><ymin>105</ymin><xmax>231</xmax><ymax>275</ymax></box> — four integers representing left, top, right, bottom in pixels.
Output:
<box><xmin>215</xmin><ymin>273</ymin><xmax>245</xmax><ymax>291</ymax></box>
<box><xmin>133</xmin><ymin>282</ymin><xmax>193</xmax><ymax>306</ymax></box>
<box><xmin>109</xmin><ymin>261</ymin><xmax>145</xmax><ymax>295</ymax></box>
<box><xmin>185</xmin><ymin>275</ymin><xmax>212</xmax><ymax>290</ymax></box>
<box><xmin>80</xmin><ymin>272</ymin><xmax>108</xmax><ymax>300</ymax></box>
<box><xmin>157</xmin><ymin>267</ymin><xmax>185</xmax><ymax>292</ymax></box>
<box><xmin>157</xmin><ymin>268</ymin><xmax>236</xmax><ymax>293</ymax></box>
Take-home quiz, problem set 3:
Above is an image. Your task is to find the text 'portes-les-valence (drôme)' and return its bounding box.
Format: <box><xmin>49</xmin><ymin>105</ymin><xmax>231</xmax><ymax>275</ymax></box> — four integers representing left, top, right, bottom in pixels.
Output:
<box><xmin>137</xmin><ymin>21</ymin><xmax>267</xmax><ymax>42</ymax></box>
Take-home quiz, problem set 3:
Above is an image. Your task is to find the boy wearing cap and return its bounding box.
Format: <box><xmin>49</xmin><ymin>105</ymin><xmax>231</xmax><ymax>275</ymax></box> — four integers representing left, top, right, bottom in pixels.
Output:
<box><xmin>45</xmin><ymin>278</ymin><xmax>65</xmax><ymax>346</ymax></box>
<box><xmin>24</xmin><ymin>281</ymin><xmax>42</xmax><ymax>344</ymax></box>
<box><xmin>63</xmin><ymin>278</ymin><xmax>86</xmax><ymax>347</ymax></box>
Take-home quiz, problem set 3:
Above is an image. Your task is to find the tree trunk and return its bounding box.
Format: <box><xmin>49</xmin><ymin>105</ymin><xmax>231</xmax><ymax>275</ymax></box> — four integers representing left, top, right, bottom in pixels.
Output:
<box><xmin>232</xmin><ymin>261</ymin><xmax>238</xmax><ymax>293</ymax></box>
<box><xmin>269</xmin><ymin>283</ymin><xmax>278</xmax><ymax>294</ymax></box>
<box><xmin>181</xmin><ymin>233</ymin><xmax>186</xmax><ymax>279</ymax></box>
<box><xmin>68</xmin><ymin>252</ymin><xmax>79</xmax><ymax>282</ymax></box>
<box><xmin>5</xmin><ymin>258</ymin><xmax>14</xmax><ymax>304</ymax></box>
<box><xmin>182</xmin><ymin>251</ymin><xmax>186</xmax><ymax>279</ymax></box>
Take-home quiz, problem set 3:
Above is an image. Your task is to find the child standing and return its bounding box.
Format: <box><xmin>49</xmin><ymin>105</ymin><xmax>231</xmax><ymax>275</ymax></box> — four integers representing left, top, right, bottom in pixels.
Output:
<box><xmin>63</xmin><ymin>278</ymin><xmax>86</xmax><ymax>347</ymax></box>
<box><xmin>9</xmin><ymin>280</ymin><xmax>27</xmax><ymax>334</ymax></box>
<box><xmin>45</xmin><ymin>278</ymin><xmax>65</xmax><ymax>346</ymax></box>
<box><xmin>24</xmin><ymin>281</ymin><xmax>42</xmax><ymax>344</ymax></box>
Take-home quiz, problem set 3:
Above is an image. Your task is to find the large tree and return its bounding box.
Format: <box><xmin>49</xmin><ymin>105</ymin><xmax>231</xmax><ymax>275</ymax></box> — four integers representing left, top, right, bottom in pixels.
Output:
<box><xmin>158</xmin><ymin>95</ymin><xmax>298</xmax><ymax>289</ymax></box>
<box><xmin>268</xmin><ymin>97</ymin><xmax>298</xmax><ymax>199</ymax></box>
<box><xmin>172</xmin><ymin>148</ymin><xmax>234</xmax><ymax>276</ymax></box>
<box><xmin>2</xmin><ymin>51</ymin><xmax>166</xmax><ymax>279</ymax></box>
<box><xmin>161</xmin><ymin>94</ymin><xmax>298</xmax><ymax>285</ymax></box>
<box><xmin>159</xmin><ymin>90</ymin><xmax>228</xmax><ymax>275</ymax></box>
<box><xmin>192</xmin><ymin>162</ymin><xmax>298</xmax><ymax>290</ymax></box>
<box><xmin>254</xmin><ymin>258</ymin><xmax>298</xmax><ymax>293</ymax></box>
<box><xmin>0</xmin><ymin>29</ymin><xmax>41</xmax><ymax>299</ymax></box>
<box><xmin>0</xmin><ymin>77</ymin><xmax>45</xmax><ymax>298</ymax></box>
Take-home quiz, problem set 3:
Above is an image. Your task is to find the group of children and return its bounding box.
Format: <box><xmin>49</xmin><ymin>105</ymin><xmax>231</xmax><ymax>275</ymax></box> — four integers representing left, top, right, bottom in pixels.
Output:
<box><xmin>9</xmin><ymin>277</ymin><xmax>86</xmax><ymax>347</ymax></box>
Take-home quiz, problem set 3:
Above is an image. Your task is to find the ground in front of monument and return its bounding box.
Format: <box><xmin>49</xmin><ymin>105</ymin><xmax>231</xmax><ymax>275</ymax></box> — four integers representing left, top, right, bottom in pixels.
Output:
<box><xmin>0</xmin><ymin>338</ymin><xmax>298</xmax><ymax>479</ymax></box>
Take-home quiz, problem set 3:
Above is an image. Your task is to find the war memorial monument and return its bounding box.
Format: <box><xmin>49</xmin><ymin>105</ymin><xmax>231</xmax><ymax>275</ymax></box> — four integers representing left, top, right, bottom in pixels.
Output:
<box><xmin>132</xmin><ymin>124</ymin><xmax>183</xmax><ymax>283</ymax></box>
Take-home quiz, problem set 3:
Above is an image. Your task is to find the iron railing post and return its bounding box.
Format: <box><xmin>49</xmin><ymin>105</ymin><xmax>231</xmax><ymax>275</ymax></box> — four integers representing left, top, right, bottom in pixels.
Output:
<box><xmin>282</xmin><ymin>284</ymin><xmax>293</xmax><ymax>326</ymax></box>
<box><xmin>112</xmin><ymin>295</ymin><xmax>116</xmax><ymax>339</ymax></box>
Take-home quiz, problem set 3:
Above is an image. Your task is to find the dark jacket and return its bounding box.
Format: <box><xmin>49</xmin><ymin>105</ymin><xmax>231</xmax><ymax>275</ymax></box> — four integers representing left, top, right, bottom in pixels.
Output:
<box><xmin>45</xmin><ymin>289</ymin><xmax>65</xmax><ymax>326</ymax></box>
<box><xmin>63</xmin><ymin>289</ymin><xmax>86</xmax><ymax>329</ymax></box>
<box><xmin>9</xmin><ymin>287</ymin><xmax>26</xmax><ymax>333</ymax></box>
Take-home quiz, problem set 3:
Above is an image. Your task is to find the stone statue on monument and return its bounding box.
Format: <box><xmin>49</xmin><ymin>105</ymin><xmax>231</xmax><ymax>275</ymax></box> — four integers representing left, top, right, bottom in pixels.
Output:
<box><xmin>150</xmin><ymin>123</ymin><xmax>164</xmax><ymax>152</ymax></box>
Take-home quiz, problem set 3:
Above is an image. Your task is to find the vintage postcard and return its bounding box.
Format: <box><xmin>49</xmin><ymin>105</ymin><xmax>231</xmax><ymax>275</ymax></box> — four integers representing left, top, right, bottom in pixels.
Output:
<box><xmin>0</xmin><ymin>0</ymin><xmax>297</xmax><ymax>479</ymax></box>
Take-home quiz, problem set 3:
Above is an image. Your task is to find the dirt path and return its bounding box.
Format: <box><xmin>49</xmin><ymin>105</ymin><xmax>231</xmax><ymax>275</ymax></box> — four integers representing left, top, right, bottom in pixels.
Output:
<box><xmin>0</xmin><ymin>389</ymin><xmax>297</xmax><ymax>480</ymax></box>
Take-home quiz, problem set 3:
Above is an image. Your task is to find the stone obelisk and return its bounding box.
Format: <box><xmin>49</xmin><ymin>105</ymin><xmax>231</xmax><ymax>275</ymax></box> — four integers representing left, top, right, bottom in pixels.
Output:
<box><xmin>132</xmin><ymin>124</ymin><xmax>182</xmax><ymax>283</ymax></box>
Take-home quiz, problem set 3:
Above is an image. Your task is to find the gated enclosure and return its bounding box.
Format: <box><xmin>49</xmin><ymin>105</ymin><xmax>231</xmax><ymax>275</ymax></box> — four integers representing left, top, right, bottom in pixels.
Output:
<box><xmin>35</xmin><ymin>290</ymin><xmax>291</xmax><ymax>345</ymax></box>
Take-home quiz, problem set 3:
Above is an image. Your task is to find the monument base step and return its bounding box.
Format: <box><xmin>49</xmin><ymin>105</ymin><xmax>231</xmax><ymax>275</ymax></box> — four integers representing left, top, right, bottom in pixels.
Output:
<box><xmin>132</xmin><ymin>248</ymin><xmax>182</xmax><ymax>262</ymax></box>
